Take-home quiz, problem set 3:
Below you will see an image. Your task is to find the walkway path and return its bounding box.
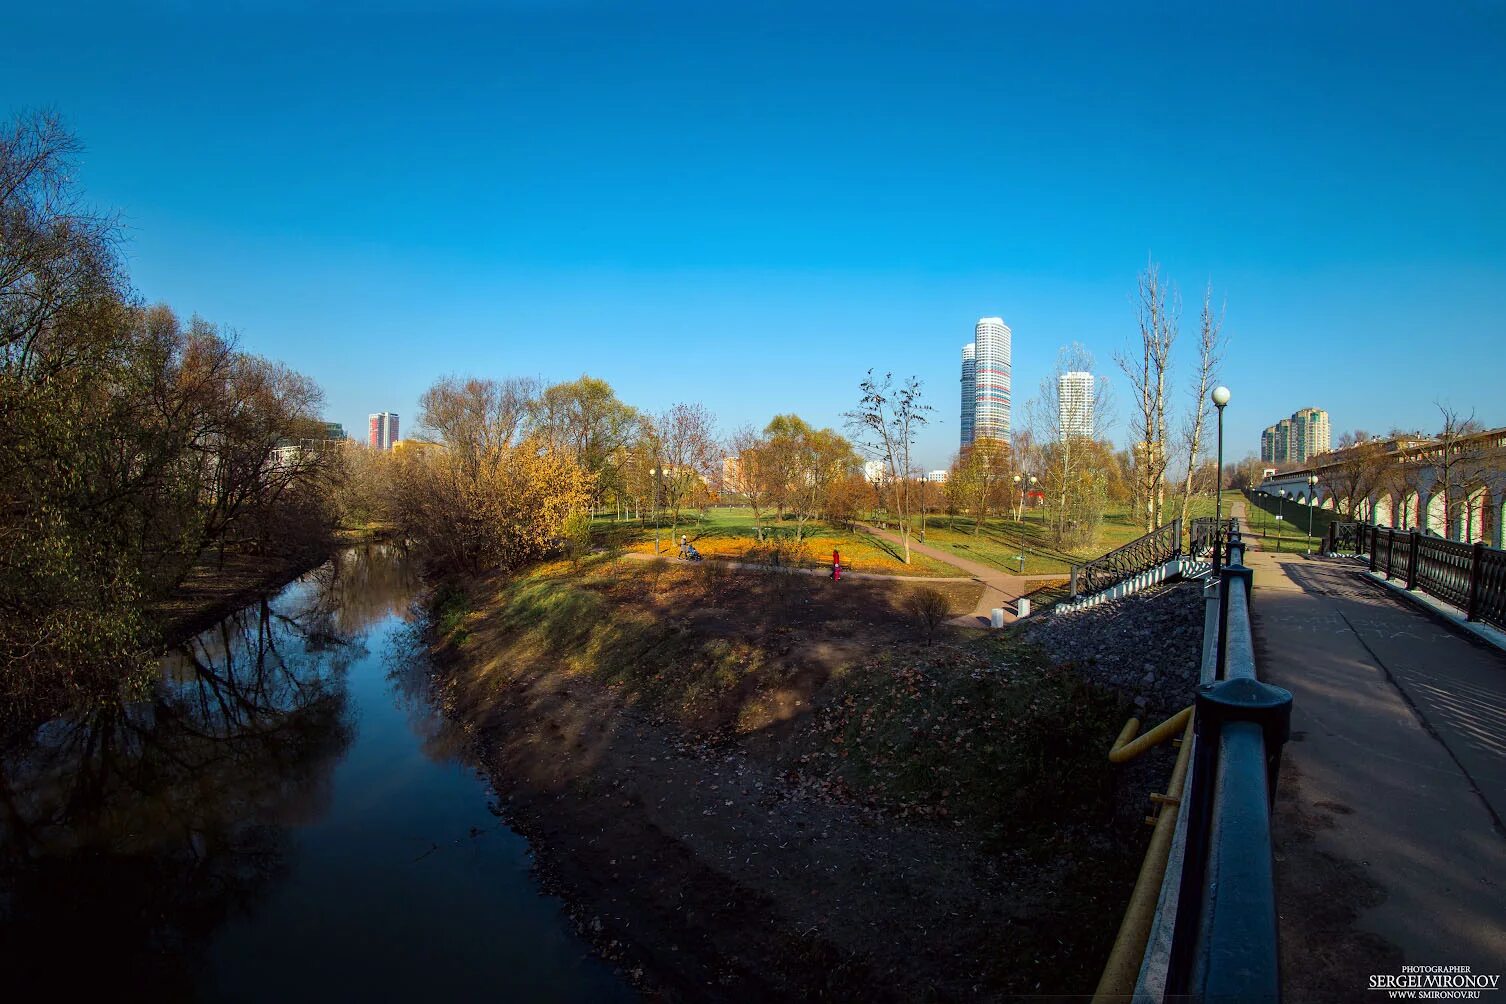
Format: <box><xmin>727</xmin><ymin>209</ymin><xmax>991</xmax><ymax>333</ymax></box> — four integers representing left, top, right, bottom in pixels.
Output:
<box><xmin>619</xmin><ymin>549</ymin><xmax>972</xmax><ymax>583</ymax></box>
<box><xmin>1243</xmin><ymin>546</ymin><xmax>1506</xmax><ymax>996</ymax></box>
<box><xmin>854</xmin><ymin>523</ymin><xmax>1064</xmax><ymax>627</ymax></box>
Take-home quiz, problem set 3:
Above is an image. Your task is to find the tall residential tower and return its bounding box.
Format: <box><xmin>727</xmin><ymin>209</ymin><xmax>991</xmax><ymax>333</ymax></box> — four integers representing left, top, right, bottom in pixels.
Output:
<box><xmin>960</xmin><ymin>317</ymin><xmax>1011</xmax><ymax>446</ymax></box>
<box><xmin>1058</xmin><ymin>371</ymin><xmax>1095</xmax><ymax>438</ymax></box>
<box><xmin>368</xmin><ymin>412</ymin><xmax>399</xmax><ymax>450</ymax></box>
<box><xmin>959</xmin><ymin>343</ymin><xmax>976</xmax><ymax>447</ymax></box>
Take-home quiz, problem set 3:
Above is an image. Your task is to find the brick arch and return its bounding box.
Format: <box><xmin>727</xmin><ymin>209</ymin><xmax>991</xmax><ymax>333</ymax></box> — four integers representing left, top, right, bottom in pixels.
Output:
<box><xmin>1374</xmin><ymin>493</ymin><xmax>1394</xmax><ymax>527</ymax></box>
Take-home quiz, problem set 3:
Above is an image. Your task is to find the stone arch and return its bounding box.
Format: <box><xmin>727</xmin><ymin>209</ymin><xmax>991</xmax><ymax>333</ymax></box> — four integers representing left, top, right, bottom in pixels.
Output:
<box><xmin>1321</xmin><ymin>494</ymin><xmax>1336</xmax><ymax>511</ymax></box>
<box><xmin>1464</xmin><ymin>484</ymin><xmax>1491</xmax><ymax>543</ymax></box>
<box><xmin>1426</xmin><ymin>488</ymin><xmax>1449</xmax><ymax>537</ymax></box>
<box><xmin>1399</xmin><ymin>490</ymin><xmax>1419</xmax><ymax>530</ymax></box>
<box><xmin>1374</xmin><ymin>493</ymin><xmax>1394</xmax><ymax>527</ymax></box>
<box><xmin>1495</xmin><ymin>490</ymin><xmax>1506</xmax><ymax>550</ymax></box>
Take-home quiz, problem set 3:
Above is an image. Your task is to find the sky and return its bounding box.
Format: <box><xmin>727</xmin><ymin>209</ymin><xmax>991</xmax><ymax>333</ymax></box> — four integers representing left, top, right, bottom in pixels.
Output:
<box><xmin>4</xmin><ymin>1</ymin><xmax>1504</xmax><ymax>470</ymax></box>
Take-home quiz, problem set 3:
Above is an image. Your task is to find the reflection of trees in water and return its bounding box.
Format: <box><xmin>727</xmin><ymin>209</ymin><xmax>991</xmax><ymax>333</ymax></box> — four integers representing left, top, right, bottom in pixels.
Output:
<box><xmin>384</xmin><ymin>620</ymin><xmax>472</xmax><ymax>767</ymax></box>
<box><xmin>0</xmin><ymin>548</ymin><xmax>418</xmax><ymax>993</ymax></box>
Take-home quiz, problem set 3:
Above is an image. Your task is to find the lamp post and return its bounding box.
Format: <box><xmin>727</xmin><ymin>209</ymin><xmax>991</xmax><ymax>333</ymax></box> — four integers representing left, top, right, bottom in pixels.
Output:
<box><xmin>1307</xmin><ymin>474</ymin><xmax>1319</xmax><ymax>554</ymax></box>
<box><xmin>1014</xmin><ymin>473</ymin><xmax>1035</xmax><ymax>572</ymax></box>
<box><xmin>1278</xmin><ymin>489</ymin><xmax>1287</xmax><ymax>550</ymax></box>
<box><xmin>1211</xmin><ymin>386</ymin><xmax>1230</xmax><ymax>571</ymax></box>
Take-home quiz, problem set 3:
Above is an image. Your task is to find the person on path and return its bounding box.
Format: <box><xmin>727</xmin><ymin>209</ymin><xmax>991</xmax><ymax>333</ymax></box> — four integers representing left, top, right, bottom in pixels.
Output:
<box><xmin>679</xmin><ymin>534</ymin><xmax>688</xmax><ymax>560</ymax></box>
<box><xmin>832</xmin><ymin>548</ymin><xmax>842</xmax><ymax>581</ymax></box>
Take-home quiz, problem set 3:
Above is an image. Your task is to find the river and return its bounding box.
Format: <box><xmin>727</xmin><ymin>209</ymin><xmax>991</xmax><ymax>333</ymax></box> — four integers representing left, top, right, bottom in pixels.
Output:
<box><xmin>0</xmin><ymin>544</ymin><xmax>631</xmax><ymax>1001</ymax></box>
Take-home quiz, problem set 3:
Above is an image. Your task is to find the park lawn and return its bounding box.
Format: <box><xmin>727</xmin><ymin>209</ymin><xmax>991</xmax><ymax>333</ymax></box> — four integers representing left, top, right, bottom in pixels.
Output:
<box><xmin>1239</xmin><ymin>489</ymin><xmax>1336</xmax><ymax>552</ymax></box>
<box><xmin>903</xmin><ymin>495</ymin><xmax>1223</xmax><ymax>576</ymax></box>
<box><xmin>602</xmin><ymin>507</ymin><xmax>966</xmax><ymax>578</ymax></box>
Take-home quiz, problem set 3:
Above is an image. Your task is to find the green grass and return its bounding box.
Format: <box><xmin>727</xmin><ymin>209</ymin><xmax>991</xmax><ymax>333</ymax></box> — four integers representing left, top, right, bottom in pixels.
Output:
<box><xmin>592</xmin><ymin>506</ymin><xmax>965</xmax><ymax>577</ymax></box>
<box><xmin>1238</xmin><ymin>489</ymin><xmax>1337</xmax><ymax>553</ymax></box>
<box><xmin>893</xmin><ymin>494</ymin><xmax>1222</xmax><ymax>576</ymax></box>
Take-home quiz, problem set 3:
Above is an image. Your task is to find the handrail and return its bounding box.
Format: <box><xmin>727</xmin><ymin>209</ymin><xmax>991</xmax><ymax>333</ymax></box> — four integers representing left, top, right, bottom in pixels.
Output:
<box><xmin>1070</xmin><ymin>518</ymin><xmax>1183</xmax><ymax>597</ymax></box>
<box><xmin>1121</xmin><ymin>528</ymin><xmax>1292</xmax><ymax>1001</ymax></box>
<box><xmin>1329</xmin><ymin>521</ymin><xmax>1506</xmax><ymax>630</ymax></box>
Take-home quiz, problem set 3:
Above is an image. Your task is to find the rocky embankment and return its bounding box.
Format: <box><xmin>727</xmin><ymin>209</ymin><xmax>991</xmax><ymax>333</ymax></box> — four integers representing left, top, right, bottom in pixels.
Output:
<box><xmin>1024</xmin><ymin>580</ymin><xmax>1206</xmax><ymax>720</ymax></box>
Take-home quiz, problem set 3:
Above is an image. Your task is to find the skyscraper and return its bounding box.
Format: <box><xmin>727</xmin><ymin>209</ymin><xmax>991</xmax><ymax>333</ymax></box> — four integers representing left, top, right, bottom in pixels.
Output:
<box><xmin>959</xmin><ymin>343</ymin><xmax>976</xmax><ymax>447</ymax></box>
<box><xmin>1261</xmin><ymin>409</ymin><xmax>1329</xmax><ymax>464</ymax></box>
<box><xmin>1290</xmin><ymin>407</ymin><xmax>1331</xmax><ymax>462</ymax></box>
<box><xmin>971</xmin><ymin>317</ymin><xmax>1011</xmax><ymax>443</ymax></box>
<box><xmin>1058</xmin><ymin>371</ymin><xmax>1095</xmax><ymax>438</ymax></box>
<box><xmin>368</xmin><ymin>412</ymin><xmax>399</xmax><ymax>450</ymax></box>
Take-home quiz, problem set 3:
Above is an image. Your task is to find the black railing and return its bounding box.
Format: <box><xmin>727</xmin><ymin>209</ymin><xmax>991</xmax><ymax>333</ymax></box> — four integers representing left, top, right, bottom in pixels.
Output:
<box><xmin>1069</xmin><ymin>518</ymin><xmax>1182</xmax><ymax>597</ymax></box>
<box><xmin>1329</xmin><ymin>522</ymin><xmax>1506</xmax><ymax>631</ymax></box>
<box><xmin>1189</xmin><ymin>516</ymin><xmax>1240</xmax><ymax>559</ymax></box>
<box><xmin>1164</xmin><ymin>530</ymin><xmax>1292</xmax><ymax>1000</ymax></box>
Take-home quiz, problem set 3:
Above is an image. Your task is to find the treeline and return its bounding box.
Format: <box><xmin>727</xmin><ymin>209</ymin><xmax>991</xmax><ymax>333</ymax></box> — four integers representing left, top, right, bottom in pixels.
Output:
<box><xmin>1</xmin><ymin>113</ymin><xmax>341</xmax><ymax>721</ymax></box>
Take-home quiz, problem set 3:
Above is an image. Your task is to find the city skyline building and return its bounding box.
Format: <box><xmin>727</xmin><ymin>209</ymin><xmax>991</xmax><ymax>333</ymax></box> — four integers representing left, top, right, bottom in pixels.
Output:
<box><xmin>1261</xmin><ymin>408</ymin><xmax>1329</xmax><ymax>464</ymax></box>
<box><xmin>959</xmin><ymin>343</ymin><xmax>976</xmax><ymax>448</ymax></box>
<box><xmin>1058</xmin><ymin>371</ymin><xmax>1095</xmax><ymax>438</ymax></box>
<box><xmin>368</xmin><ymin>411</ymin><xmax>399</xmax><ymax>450</ymax></box>
<box><xmin>960</xmin><ymin>317</ymin><xmax>1011</xmax><ymax>448</ymax></box>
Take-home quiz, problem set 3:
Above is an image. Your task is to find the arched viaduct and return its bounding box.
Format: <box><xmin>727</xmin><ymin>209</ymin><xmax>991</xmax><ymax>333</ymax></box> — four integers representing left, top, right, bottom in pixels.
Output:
<box><xmin>1258</xmin><ymin>427</ymin><xmax>1506</xmax><ymax>548</ymax></box>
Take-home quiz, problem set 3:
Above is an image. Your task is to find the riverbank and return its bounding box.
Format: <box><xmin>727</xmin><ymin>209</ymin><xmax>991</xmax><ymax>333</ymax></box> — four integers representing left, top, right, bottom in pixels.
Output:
<box><xmin>425</xmin><ymin>553</ymin><xmax>1163</xmax><ymax>999</ymax></box>
<box><xmin>150</xmin><ymin>525</ymin><xmax>401</xmax><ymax>650</ymax></box>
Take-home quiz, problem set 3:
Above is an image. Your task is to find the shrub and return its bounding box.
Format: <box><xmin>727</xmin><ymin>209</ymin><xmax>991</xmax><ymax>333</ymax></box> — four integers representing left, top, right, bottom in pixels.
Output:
<box><xmin>907</xmin><ymin>587</ymin><xmax>951</xmax><ymax>644</ymax></box>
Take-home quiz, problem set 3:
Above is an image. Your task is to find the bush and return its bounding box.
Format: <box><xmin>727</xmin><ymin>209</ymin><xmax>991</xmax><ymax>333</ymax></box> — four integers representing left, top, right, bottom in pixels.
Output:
<box><xmin>907</xmin><ymin>587</ymin><xmax>952</xmax><ymax>644</ymax></box>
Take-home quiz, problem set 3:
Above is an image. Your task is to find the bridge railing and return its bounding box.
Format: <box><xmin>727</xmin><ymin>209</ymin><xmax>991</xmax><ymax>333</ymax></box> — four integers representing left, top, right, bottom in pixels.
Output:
<box><xmin>1328</xmin><ymin>522</ymin><xmax>1506</xmax><ymax>631</ymax></box>
<box><xmin>1069</xmin><ymin>518</ymin><xmax>1182</xmax><ymax>597</ymax></box>
<box><xmin>1188</xmin><ymin>516</ymin><xmax>1240</xmax><ymax>559</ymax></box>
<box><xmin>1127</xmin><ymin>530</ymin><xmax>1293</xmax><ymax>1001</ymax></box>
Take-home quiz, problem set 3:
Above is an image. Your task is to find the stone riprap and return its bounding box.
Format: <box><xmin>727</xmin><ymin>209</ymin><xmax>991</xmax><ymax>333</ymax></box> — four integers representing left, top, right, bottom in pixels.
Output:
<box><xmin>1024</xmin><ymin>580</ymin><xmax>1204</xmax><ymax>720</ymax></box>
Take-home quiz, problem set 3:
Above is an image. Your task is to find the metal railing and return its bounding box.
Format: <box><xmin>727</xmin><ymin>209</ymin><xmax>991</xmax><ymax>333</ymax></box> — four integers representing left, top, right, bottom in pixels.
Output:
<box><xmin>1188</xmin><ymin>516</ymin><xmax>1240</xmax><ymax>559</ymax></box>
<box><xmin>1328</xmin><ymin>522</ymin><xmax>1506</xmax><ymax>631</ymax></box>
<box><xmin>1124</xmin><ymin>529</ymin><xmax>1292</xmax><ymax>1001</ymax></box>
<box><xmin>1069</xmin><ymin>518</ymin><xmax>1182</xmax><ymax>597</ymax></box>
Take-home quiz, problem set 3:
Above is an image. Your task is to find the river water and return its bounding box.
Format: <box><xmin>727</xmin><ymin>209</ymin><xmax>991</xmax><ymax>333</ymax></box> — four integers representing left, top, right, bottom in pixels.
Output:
<box><xmin>0</xmin><ymin>544</ymin><xmax>631</xmax><ymax>1001</ymax></box>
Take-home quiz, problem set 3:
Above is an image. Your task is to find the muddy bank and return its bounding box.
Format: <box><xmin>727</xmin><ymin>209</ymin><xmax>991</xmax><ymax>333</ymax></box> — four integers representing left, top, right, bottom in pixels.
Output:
<box><xmin>150</xmin><ymin>528</ymin><xmax>398</xmax><ymax>650</ymax></box>
<box><xmin>425</xmin><ymin>556</ymin><xmax>1156</xmax><ymax>1000</ymax></box>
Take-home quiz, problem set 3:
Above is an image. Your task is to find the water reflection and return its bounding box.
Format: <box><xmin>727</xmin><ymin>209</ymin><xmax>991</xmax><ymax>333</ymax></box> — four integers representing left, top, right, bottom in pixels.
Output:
<box><xmin>0</xmin><ymin>544</ymin><xmax>626</xmax><ymax>1001</ymax></box>
<box><xmin>0</xmin><ymin>552</ymin><xmax>385</xmax><ymax>992</ymax></box>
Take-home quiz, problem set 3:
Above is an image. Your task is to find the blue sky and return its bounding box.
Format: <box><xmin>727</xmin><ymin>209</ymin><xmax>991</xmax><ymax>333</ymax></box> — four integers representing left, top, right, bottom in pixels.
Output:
<box><xmin>5</xmin><ymin>1</ymin><xmax>1504</xmax><ymax>468</ymax></box>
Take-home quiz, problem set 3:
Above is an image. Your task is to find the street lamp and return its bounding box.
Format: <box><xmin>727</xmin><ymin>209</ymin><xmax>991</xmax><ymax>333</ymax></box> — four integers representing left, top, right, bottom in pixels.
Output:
<box><xmin>1014</xmin><ymin>473</ymin><xmax>1036</xmax><ymax>572</ymax></box>
<box><xmin>1307</xmin><ymin>474</ymin><xmax>1318</xmax><ymax>554</ymax></box>
<box><xmin>1278</xmin><ymin>488</ymin><xmax>1287</xmax><ymax>550</ymax></box>
<box><xmin>1211</xmin><ymin>386</ymin><xmax>1230</xmax><ymax>570</ymax></box>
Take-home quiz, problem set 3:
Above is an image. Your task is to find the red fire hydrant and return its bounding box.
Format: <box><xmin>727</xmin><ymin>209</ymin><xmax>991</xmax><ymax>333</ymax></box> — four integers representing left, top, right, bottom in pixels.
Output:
<box><xmin>832</xmin><ymin>548</ymin><xmax>842</xmax><ymax>581</ymax></box>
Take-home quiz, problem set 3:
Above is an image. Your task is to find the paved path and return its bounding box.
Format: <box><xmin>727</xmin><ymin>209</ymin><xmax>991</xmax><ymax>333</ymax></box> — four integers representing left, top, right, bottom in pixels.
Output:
<box><xmin>1243</xmin><ymin>546</ymin><xmax>1506</xmax><ymax>994</ymax></box>
<box><xmin>620</xmin><ymin>550</ymin><xmax>972</xmax><ymax>583</ymax></box>
<box><xmin>854</xmin><ymin>523</ymin><xmax>1063</xmax><ymax>627</ymax></box>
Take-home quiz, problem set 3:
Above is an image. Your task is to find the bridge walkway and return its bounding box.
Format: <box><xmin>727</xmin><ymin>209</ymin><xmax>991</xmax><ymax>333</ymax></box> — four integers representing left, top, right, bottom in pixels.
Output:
<box><xmin>1243</xmin><ymin>546</ymin><xmax>1506</xmax><ymax>998</ymax></box>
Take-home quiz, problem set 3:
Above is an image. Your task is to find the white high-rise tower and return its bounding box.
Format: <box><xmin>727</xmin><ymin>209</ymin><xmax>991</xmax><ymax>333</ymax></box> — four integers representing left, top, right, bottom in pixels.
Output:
<box><xmin>972</xmin><ymin>317</ymin><xmax>1011</xmax><ymax>443</ymax></box>
<box><xmin>1058</xmin><ymin>371</ymin><xmax>1095</xmax><ymax>438</ymax></box>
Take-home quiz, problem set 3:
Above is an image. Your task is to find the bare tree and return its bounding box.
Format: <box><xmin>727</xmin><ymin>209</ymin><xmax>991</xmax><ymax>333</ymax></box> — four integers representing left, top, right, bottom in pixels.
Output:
<box><xmin>1118</xmin><ymin>261</ymin><xmax>1179</xmax><ymax>531</ymax></box>
<box><xmin>656</xmin><ymin>402</ymin><xmax>718</xmax><ymax>547</ymax></box>
<box><xmin>1426</xmin><ymin>403</ymin><xmax>1490</xmax><ymax>539</ymax></box>
<box><xmin>845</xmin><ymin>372</ymin><xmax>931</xmax><ymax>564</ymax></box>
<box><xmin>727</xmin><ymin>425</ymin><xmax>773</xmax><ymax>540</ymax></box>
<box><xmin>1177</xmin><ymin>283</ymin><xmax>1225</xmax><ymax>528</ymax></box>
<box><xmin>1319</xmin><ymin>433</ymin><xmax>1390</xmax><ymax>518</ymax></box>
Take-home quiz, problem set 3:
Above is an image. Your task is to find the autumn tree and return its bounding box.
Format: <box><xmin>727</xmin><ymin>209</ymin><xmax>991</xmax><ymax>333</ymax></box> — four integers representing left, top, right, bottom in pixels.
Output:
<box><xmin>1029</xmin><ymin>344</ymin><xmax>1114</xmax><ymax>548</ymax></box>
<box><xmin>393</xmin><ymin>376</ymin><xmax>590</xmax><ymax>574</ymax></box>
<box><xmin>949</xmin><ymin>437</ymin><xmax>1012</xmax><ymax>534</ymax></box>
<box><xmin>532</xmin><ymin>375</ymin><xmax>639</xmax><ymax>508</ymax></box>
